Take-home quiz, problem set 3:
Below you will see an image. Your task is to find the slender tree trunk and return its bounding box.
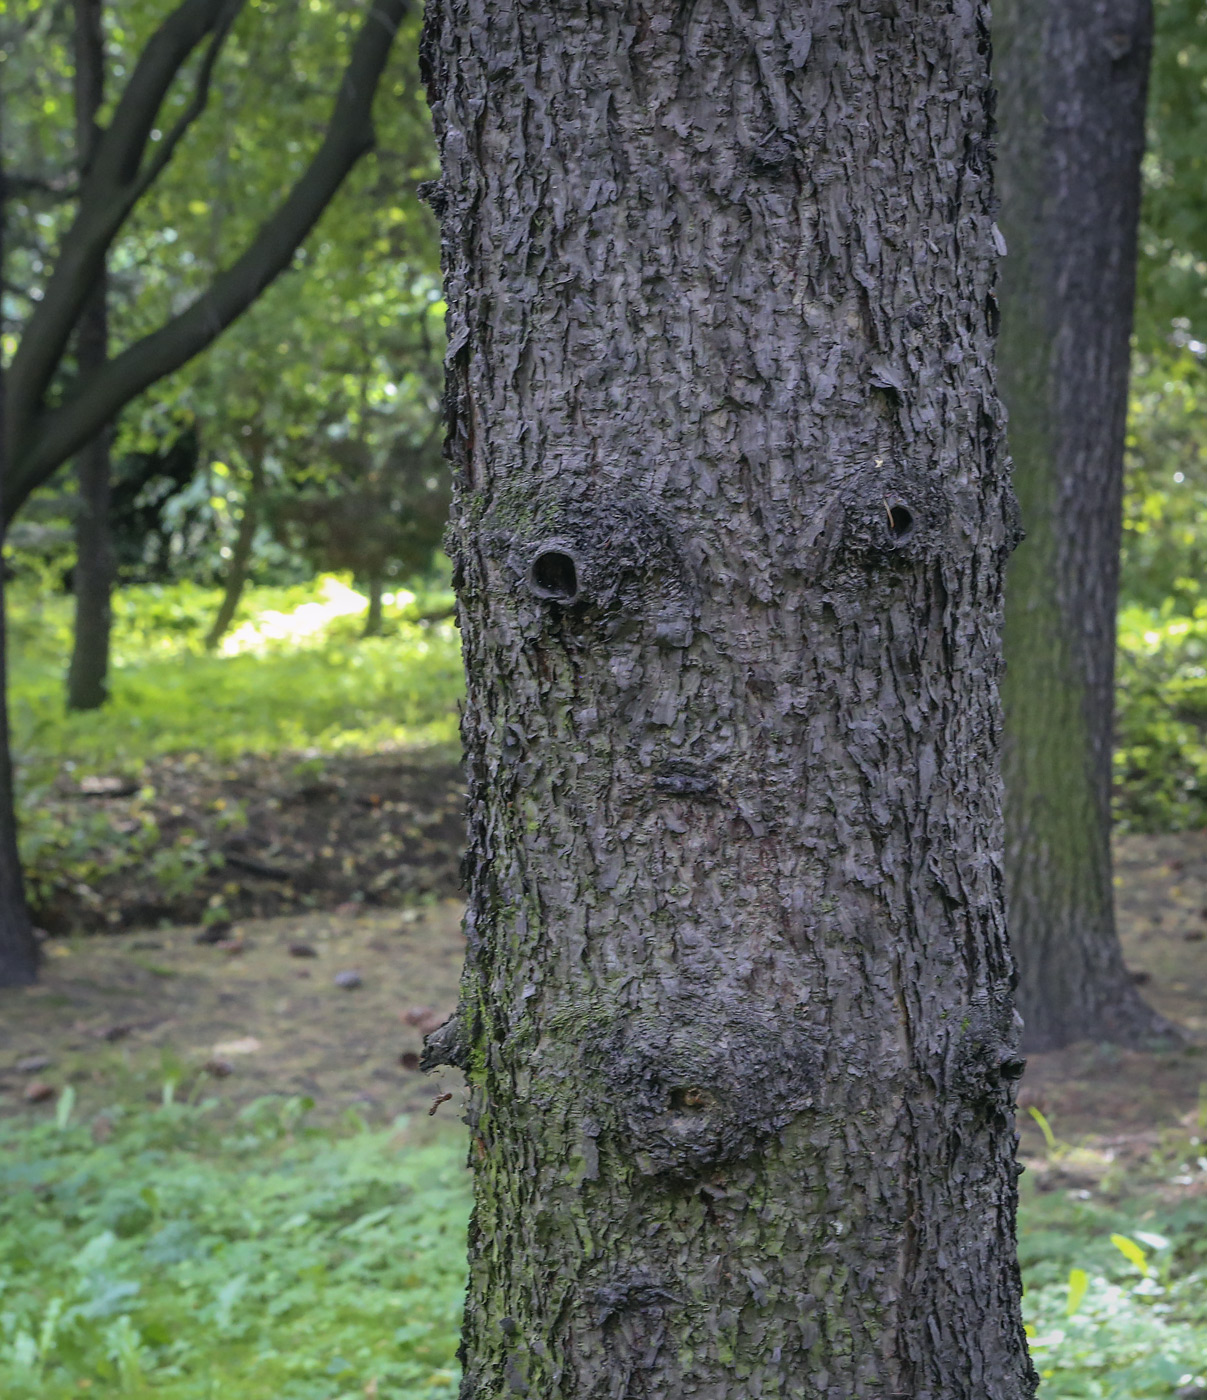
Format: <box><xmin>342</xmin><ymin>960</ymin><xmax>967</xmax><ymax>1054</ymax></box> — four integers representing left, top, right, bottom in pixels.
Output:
<box><xmin>66</xmin><ymin>295</ymin><xmax>113</xmax><ymax>710</ymax></box>
<box><xmin>205</xmin><ymin>452</ymin><xmax>264</xmax><ymax>651</ymax></box>
<box><xmin>994</xmin><ymin>0</ymin><xmax>1173</xmax><ymax>1052</ymax></box>
<box><xmin>0</xmin><ymin>93</ymin><xmax>40</xmax><ymax>987</ymax></box>
<box><xmin>362</xmin><ymin>567</ymin><xmax>384</xmax><ymax>638</ymax></box>
<box><xmin>0</xmin><ymin>533</ymin><xmax>37</xmax><ymax>987</ymax></box>
<box><xmin>66</xmin><ymin>0</ymin><xmax>114</xmax><ymax>713</ymax></box>
<box><xmin>422</xmin><ymin>4</ymin><xmax>1034</xmax><ymax>1396</ymax></box>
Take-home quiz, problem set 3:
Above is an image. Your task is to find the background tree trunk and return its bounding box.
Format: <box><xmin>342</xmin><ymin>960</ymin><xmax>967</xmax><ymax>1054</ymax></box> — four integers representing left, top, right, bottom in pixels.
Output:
<box><xmin>66</xmin><ymin>0</ymin><xmax>114</xmax><ymax>713</ymax></box>
<box><xmin>205</xmin><ymin>450</ymin><xmax>264</xmax><ymax>651</ymax></box>
<box><xmin>0</xmin><ymin>535</ymin><xmax>38</xmax><ymax>987</ymax></box>
<box><xmin>422</xmin><ymin>3</ymin><xmax>1034</xmax><ymax>1396</ymax></box>
<box><xmin>994</xmin><ymin>0</ymin><xmax>1173</xmax><ymax>1051</ymax></box>
<box><xmin>0</xmin><ymin>110</ymin><xmax>40</xmax><ymax>986</ymax></box>
<box><xmin>362</xmin><ymin>568</ymin><xmax>384</xmax><ymax>638</ymax></box>
<box><xmin>66</xmin><ymin>294</ymin><xmax>113</xmax><ymax>711</ymax></box>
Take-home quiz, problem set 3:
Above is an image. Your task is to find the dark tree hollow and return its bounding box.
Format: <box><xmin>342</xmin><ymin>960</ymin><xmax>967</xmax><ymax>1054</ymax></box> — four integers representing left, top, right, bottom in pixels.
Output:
<box><xmin>529</xmin><ymin>548</ymin><xmax>580</xmax><ymax>604</ymax></box>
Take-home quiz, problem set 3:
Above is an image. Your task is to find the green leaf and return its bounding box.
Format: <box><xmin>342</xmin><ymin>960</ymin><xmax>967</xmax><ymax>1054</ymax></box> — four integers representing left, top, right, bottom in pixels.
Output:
<box><xmin>1029</xmin><ymin>1106</ymin><xmax>1058</xmax><ymax>1152</ymax></box>
<box><xmin>1065</xmin><ymin>1267</ymin><xmax>1089</xmax><ymax>1316</ymax></box>
<box><xmin>54</xmin><ymin>1084</ymin><xmax>75</xmax><ymax>1131</ymax></box>
<box><xmin>1110</xmin><ymin>1233</ymin><xmax>1151</xmax><ymax>1276</ymax></box>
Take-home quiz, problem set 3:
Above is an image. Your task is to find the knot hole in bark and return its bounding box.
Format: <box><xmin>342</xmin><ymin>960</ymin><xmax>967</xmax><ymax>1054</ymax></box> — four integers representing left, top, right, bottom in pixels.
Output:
<box><xmin>530</xmin><ymin>544</ymin><xmax>581</xmax><ymax>604</ymax></box>
<box><xmin>884</xmin><ymin>500</ymin><xmax>914</xmax><ymax>542</ymax></box>
<box><xmin>668</xmin><ymin>1086</ymin><xmax>710</xmax><ymax>1111</ymax></box>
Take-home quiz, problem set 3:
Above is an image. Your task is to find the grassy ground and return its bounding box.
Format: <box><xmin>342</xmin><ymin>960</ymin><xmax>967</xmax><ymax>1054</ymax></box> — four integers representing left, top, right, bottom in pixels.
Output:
<box><xmin>0</xmin><ymin>1097</ymin><xmax>468</xmax><ymax>1400</ymax></box>
<box><xmin>4</xmin><ymin>887</ymin><xmax>1207</xmax><ymax>1398</ymax></box>
<box><xmin>9</xmin><ymin>576</ymin><xmax>462</xmax><ymax>772</ymax></box>
<box><xmin>8</xmin><ymin>578</ymin><xmax>465</xmax><ymax>932</ymax></box>
<box><xmin>10</xmin><ymin>577</ymin><xmax>1207</xmax><ymax>1396</ymax></box>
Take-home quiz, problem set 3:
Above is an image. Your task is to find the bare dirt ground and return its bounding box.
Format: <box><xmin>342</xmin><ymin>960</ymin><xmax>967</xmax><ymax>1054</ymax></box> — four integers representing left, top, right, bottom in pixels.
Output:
<box><xmin>34</xmin><ymin>749</ymin><xmax>467</xmax><ymax>934</ymax></box>
<box><xmin>1013</xmin><ymin>830</ymin><xmax>1207</xmax><ymax>1177</ymax></box>
<box><xmin>0</xmin><ymin>900</ymin><xmax>467</xmax><ymax>1124</ymax></box>
<box><xmin>5</xmin><ymin>828</ymin><xmax>1207</xmax><ymax>1161</ymax></box>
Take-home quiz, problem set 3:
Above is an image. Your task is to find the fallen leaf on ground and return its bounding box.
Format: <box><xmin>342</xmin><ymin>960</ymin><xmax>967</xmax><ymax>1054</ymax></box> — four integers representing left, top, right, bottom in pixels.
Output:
<box><xmin>212</xmin><ymin>1037</ymin><xmax>262</xmax><ymax>1057</ymax></box>
<box><xmin>288</xmin><ymin>942</ymin><xmax>318</xmax><ymax>958</ymax></box>
<box><xmin>203</xmin><ymin>1058</ymin><xmax>234</xmax><ymax>1078</ymax></box>
<box><xmin>24</xmin><ymin>1080</ymin><xmax>55</xmax><ymax>1103</ymax></box>
<box><xmin>77</xmin><ymin>775</ymin><xmax>138</xmax><ymax>797</ymax></box>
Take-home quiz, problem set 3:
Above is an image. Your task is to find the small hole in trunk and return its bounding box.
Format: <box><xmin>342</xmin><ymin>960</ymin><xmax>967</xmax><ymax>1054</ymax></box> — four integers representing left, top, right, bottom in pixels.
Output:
<box><xmin>886</xmin><ymin>502</ymin><xmax>914</xmax><ymax>540</ymax></box>
<box><xmin>531</xmin><ymin>549</ymin><xmax>579</xmax><ymax>602</ymax></box>
<box><xmin>669</xmin><ymin>1086</ymin><xmax>710</xmax><ymax>1111</ymax></box>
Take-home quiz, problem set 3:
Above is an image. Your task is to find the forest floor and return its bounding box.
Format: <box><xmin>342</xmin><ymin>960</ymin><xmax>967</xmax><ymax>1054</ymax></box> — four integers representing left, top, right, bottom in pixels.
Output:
<box><xmin>30</xmin><ymin>747</ymin><xmax>467</xmax><ymax>935</ymax></box>
<box><xmin>6</xmin><ymin>825</ymin><xmax>1207</xmax><ymax>1398</ymax></box>
<box><xmin>4</xmin><ymin>825</ymin><xmax>1207</xmax><ymax>1155</ymax></box>
<box><xmin>1016</xmin><ymin>829</ymin><xmax>1207</xmax><ymax>1168</ymax></box>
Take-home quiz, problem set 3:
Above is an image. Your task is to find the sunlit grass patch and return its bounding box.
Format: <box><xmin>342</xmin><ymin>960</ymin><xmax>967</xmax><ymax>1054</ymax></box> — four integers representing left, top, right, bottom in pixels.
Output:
<box><xmin>8</xmin><ymin>576</ymin><xmax>464</xmax><ymax>777</ymax></box>
<box><xmin>6</xmin><ymin>576</ymin><xmax>464</xmax><ymax>925</ymax></box>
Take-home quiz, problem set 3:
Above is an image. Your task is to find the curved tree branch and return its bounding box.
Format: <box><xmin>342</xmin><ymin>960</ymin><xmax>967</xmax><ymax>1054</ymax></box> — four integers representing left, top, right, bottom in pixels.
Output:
<box><xmin>6</xmin><ymin>0</ymin><xmax>243</xmax><ymax>468</ymax></box>
<box><xmin>7</xmin><ymin>0</ymin><xmax>408</xmax><ymax>519</ymax></box>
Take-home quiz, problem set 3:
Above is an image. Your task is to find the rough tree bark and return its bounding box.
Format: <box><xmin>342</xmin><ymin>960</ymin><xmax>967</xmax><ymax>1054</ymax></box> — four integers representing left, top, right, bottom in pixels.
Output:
<box><xmin>422</xmin><ymin>3</ymin><xmax>1034</xmax><ymax>1396</ymax></box>
<box><xmin>994</xmin><ymin>0</ymin><xmax>1173</xmax><ymax>1051</ymax></box>
<box><xmin>66</xmin><ymin>0</ymin><xmax>115</xmax><ymax>713</ymax></box>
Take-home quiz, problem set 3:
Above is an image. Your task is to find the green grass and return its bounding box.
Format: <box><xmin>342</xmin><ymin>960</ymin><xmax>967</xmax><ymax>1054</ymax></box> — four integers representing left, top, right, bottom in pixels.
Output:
<box><xmin>6</xmin><ymin>1087</ymin><xmax>1207</xmax><ymax>1398</ymax></box>
<box><xmin>8</xmin><ymin>576</ymin><xmax>464</xmax><ymax>778</ymax></box>
<box><xmin>0</xmin><ymin>1091</ymin><xmax>469</xmax><ymax>1400</ymax></box>
<box><xmin>6</xmin><ymin>577</ymin><xmax>465</xmax><ymax>914</ymax></box>
<box><xmin>1116</xmin><ymin>602</ymin><xmax>1207</xmax><ymax>831</ymax></box>
<box><xmin>1020</xmin><ymin>1181</ymin><xmax>1207</xmax><ymax>1397</ymax></box>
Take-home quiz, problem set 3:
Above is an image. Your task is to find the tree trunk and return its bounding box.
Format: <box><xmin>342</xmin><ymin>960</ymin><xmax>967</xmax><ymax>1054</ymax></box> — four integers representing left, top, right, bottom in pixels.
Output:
<box><xmin>362</xmin><ymin>567</ymin><xmax>384</xmax><ymax>638</ymax></box>
<box><xmin>205</xmin><ymin>452</ymin><xmax>264</xmax><ymax>651</ymax></box>
<box><xmin>994</xmin><ymin>0</ymin><xmax>1173</xmax><ymax>1052</ymax></box>
<box><xmin>0</xmin><ymin>112</ymin><xmax>40</xmax><ymax>987</ymax></box>
<box><xmin>422</xmin><ymin>4</ymin><xmax>1034</xmax><ymax>1397</ymax></box>
<box><xmin>0</xmin><ymin>533</ymin><xmax>39</xmax><ymax>988</ymax></box>
<box><xmin>66</xmin><ymin>303</ymin><xmax>114</xmax><ymax>711</ymax></box>
<box><xmin>66</xmin><ymin>0</ymin><xmax>114</xmax><ymax>713</ymax></box>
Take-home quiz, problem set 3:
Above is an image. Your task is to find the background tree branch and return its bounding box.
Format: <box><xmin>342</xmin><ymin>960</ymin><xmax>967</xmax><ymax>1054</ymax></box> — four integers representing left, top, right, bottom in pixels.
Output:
<box><xmin>5</xmin><ymin>0</ymin><xmax>243</xmax><ymax>465</ymax></box>
<box><xmin>5</xmin><ymin>0</ymin><xmax>408</xmax><ymax>521</ymax></box>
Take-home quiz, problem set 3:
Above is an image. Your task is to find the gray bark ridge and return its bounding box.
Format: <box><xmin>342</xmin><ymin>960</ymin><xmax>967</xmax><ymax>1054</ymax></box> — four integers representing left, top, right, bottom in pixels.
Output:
<box><xmin>995</xmin><ymin>0</ymin><xmax>1174</xmax><ymax>1051</ymax></box>
<box><xmin>425</xmin><ymin>1</ymin><xmax>1035</xmax><ymax>1396</ymax></box>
